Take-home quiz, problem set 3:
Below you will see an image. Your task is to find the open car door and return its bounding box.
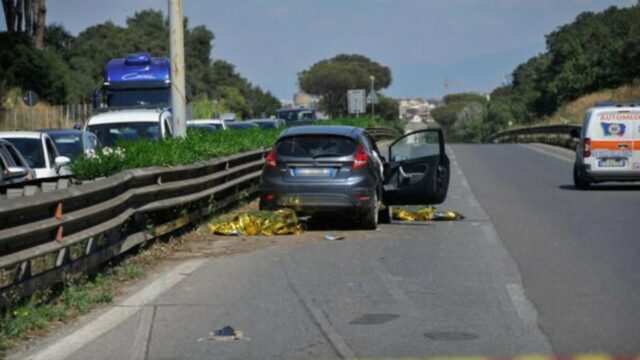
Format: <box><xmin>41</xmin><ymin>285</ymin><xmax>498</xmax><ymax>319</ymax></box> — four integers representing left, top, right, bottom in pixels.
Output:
<box><xmin>382</xmin><ymin>129</ymin><xmax>450</xmax><ymax>205</ymax></box>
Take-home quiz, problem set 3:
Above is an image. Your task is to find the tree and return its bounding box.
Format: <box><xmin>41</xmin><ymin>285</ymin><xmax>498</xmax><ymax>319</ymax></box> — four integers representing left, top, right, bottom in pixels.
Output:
<box><xmin>298</xmin><ymin>54</ymin><xmax>392</xmax><ymax>118</ymax></box>
<box><xmin>2</xmin><ymin>0</ymin><xmax>46</xmax><ymax>48</ymax></box>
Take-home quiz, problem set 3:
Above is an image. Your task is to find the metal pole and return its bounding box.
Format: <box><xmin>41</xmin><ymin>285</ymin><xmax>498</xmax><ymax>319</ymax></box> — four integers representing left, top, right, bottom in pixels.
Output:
<box><xmin>370</xmin><ymin>76</ymin><xmax>375</xmax><ymax>118</ymax></box>
<box><xmin>169</xmin><ymin>0</ymin><xmax>187</xmax><ymax>138</ymax></box>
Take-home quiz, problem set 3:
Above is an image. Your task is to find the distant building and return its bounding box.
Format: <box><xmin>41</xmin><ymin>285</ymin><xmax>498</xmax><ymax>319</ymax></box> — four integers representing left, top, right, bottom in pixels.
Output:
<box><xmin>398</xmin><ymin>98</ymin><xmax>437</xmax><ymax>124</ymax></box>
<box><xmin>293</xmin><ymin>91</ymin><xmax>320</xmax><ymax>110</ymax></box>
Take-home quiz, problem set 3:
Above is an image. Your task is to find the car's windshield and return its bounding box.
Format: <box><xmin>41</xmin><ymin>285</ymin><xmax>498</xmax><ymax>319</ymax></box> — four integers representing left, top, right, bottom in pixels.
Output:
<box><xmin>2</xmin><ymin>138</ymin><xmax>44</xmax><ymax>168</ymax></box>
<box><xmin>48</xmin><ymin>133</ymin><xmax>84</xmax><ymax>160</ymax></box>
<box><xmin>87</xmin><ymin>122</ymin><xmax>161</xmax><ymax>146</ymax></box>
<box><xmin>106</xmin><ymin>88</ymin><xmax>171</xmax><ymax>108</ymax></box>
<box><xmin>277</xmin><ymin>135</ymin><xmax>357</xmax><ymax>158</ymax></box>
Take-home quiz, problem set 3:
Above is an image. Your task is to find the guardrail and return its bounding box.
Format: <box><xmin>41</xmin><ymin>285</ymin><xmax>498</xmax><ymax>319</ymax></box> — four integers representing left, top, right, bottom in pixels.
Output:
<box><xmin>486</xmin><ymin>124</ymin><xmax>581</xmax><ymax>144</ymax></box>
<box><xmin>0</xmin><ymin>148</ymin><xmax>269</xmax><ymax>308</ymax></box>
<box><xmin>365</xmin><ymin>127</ymin><xmax>401</xmax><ymax>140</ymax></box>
<box><xmin>1</xmin><ymin>176</ymin><xmax>73</xmax><ymax>199</ymax></box>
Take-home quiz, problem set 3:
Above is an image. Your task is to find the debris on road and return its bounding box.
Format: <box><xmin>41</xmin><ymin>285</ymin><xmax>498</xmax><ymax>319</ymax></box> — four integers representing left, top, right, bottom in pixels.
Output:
<box><xmin>208</xmin><ymin>326</ymin><xmax>246</xmax><ymax>341</ymax></box>
<box><xmin>209</xmin><ymin>208</ymin><xmax>304</xmax><ymax>236</ymax></box>
<box><xmin>393</xmin><ymin>206</ymin><xmax>464</xmax><ymax>221</ymax></box>
<box><xmin>324</xmin><ymin>233</ymin><xmax>345</xmax><ymax>241</ymax></box>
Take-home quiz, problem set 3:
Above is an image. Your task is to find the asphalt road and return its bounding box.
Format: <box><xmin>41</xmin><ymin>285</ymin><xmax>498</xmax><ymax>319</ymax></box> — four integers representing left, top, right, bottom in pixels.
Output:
<box><xmin>15</xmin><ymin>143</ymin><xmax>640</xmax><ymax>359</ymax></box>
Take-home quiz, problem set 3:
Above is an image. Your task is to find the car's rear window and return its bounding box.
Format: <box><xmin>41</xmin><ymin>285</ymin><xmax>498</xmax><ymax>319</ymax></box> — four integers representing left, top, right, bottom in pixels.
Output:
<box><xmin>277</xmin><ymin>135</ymin><xmax>358</xmax><ymax>158</ymax></box>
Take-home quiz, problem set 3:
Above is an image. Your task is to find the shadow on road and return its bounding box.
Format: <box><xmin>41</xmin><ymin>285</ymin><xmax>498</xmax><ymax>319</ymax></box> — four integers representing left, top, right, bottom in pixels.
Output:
<box><xmin>559</xmin><ymin>184</ymin><xmax>640</xmax><ymax>191</ymax></box>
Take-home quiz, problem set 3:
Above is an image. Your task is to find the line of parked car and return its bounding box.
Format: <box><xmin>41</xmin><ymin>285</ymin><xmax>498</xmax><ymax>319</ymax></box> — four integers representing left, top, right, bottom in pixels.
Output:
<box><xmin>0</xmin><ymin>115</ymin><xmax>287</xmax><ymax>187</ymax></box>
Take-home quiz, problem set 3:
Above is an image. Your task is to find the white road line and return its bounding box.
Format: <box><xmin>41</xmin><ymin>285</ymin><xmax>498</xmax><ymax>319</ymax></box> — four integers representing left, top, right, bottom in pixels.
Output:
<box><xmin>129</xmin><ymin>305</ymin><xmax>156</xmax><ymax>360</ymax></box>
<box><xmin>282</xmin><ymin>255</ymin><xmax>357</xmax><ymax>360</ymax></box>
<box><xmin>25</xmin><ymin>259</ymin><xmax>207</xmax><ymax>360</ymax></box>
<box><xmin>506</xmin><ymin>283</ymin><xmax>544</xmax><ymax>332</ymax></box>
<box><xmin>520</xmin><ymin>144</ymin><xmax>573</xmax><ymax>163</ymax></box>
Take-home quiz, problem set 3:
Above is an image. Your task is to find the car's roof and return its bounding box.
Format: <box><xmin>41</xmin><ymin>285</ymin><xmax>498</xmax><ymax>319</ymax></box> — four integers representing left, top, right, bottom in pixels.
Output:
<box><xmin>40</xmin><ymin>129</ymin><xmax>85</xmax><ymax>135</ymax></box>
<box><xmin>0</xmin><ymin>131</ymin><xmax>44</xmax><ymax>139</ymax></box>
<box><xmin>279</xmin><ymin>125</ymin><xmax>362</xmax><ymax>139</ymax></box>
<box><xmin>88</xmin><ymin>109</ymin><xmax>164</xmax><ymax>125</ymax></box>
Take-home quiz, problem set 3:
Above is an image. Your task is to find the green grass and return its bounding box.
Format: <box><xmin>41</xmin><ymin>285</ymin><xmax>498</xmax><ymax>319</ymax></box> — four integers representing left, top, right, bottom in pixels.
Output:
<box><xmin>0</xmin><ymin>274</ymin><xmax>115</xmax><ymax>356</ymax></box>
<box><xmin>71</xmin><ymin>117</ymin><xmax>398</xmax><ymax>181</ymax></box>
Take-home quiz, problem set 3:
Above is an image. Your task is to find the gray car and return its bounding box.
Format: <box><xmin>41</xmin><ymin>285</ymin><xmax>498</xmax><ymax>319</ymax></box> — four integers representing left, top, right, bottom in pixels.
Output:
<box><xmin>259</xmin><ymin>125</ymin><xmax>450</xmax><ymax>229</ymax></box>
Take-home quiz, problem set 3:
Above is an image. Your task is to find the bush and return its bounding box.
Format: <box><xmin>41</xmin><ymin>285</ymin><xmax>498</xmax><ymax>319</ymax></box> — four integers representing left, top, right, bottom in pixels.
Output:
<box><xmin>71</xmin><ymin>118</ymin><xmax>398</xmax><ymax>181</ymax></box>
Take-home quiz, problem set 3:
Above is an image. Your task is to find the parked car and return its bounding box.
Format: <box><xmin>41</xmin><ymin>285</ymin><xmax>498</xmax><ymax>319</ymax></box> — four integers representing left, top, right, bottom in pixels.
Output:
<box><xmin>41</xmin><ymin>129</ymin><xmax>100</xmax><ymax>161</ymax></box>
<box><xmin>572</xmin><ymin>102</ymin><xmax>640</xmax><ymax>189</ymax></box>
<box><xmin>0</xmin><ymin>132</ymin><xmax>71</xmax><ymax>179</ymax></box>
<box><xmin>226</xmin><ymin>122</ymin><xmax>259</xmax><ymax>131</ymax></box>
<box><xmin>187</xmin><ymin>119</ymin><xmax>227</xmax><ymax>130</ymax></box>
<box><xmin>276</xmin><ymin>108</ymin><xmax>316</xmax><ymax>125</ymax></box>
<box><xmin>249</xmin><ymin>119</ymin><xmax>285</xmax><ymax>129</ymax></box>
<box><xmin>0</xmin><ymin>139</ymin><xmax>35</xmax><ymax>186</ymax></box>
<box><xmin>259</xmin><ymin>126</ymin><xmax>450</xmax><ymax>229</ymax></box>
<box><xmin>86</xmin><ymin>109</ymin><xmax>172</xmax><ymax>147</ymax></box>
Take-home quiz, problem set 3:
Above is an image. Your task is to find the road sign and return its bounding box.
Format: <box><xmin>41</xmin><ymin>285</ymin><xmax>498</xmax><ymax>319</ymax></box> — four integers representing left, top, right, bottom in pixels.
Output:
<box><xmin>22</xmin><ymin>90</ymin><xmax>39</xmax><ymax>107</ymax></box>
<box><xmin>348</xmin><ymin>89</ymin><xmax>366</xmax><ymax>115</ymax></box>
<box><xmin>366</xmin><ymin>91</ymin><xmax>379</xmax><ymax>105</ymax></box>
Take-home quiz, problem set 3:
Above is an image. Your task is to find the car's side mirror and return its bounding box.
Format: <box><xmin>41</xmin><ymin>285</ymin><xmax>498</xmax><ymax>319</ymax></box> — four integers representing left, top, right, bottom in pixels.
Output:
<box><xmin>5</xmin><ymin>167</ymin><xmax>28</xmax><ymax>179</ymax></box>
<box><xmin>570</xmin><ymin>128</ymin><xmax>581</xmax><ymax>139</ymax></box>
<box><xmin>55</xmin><ymin>156</ymin><xmax>71</xmax><ymax>167</ymax></box>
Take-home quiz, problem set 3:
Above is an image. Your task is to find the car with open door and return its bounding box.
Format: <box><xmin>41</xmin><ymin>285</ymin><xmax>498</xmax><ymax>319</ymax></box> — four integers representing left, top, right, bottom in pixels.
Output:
<box><xmin>258</xmin><ymin>125</ymin><xmax>449</xmax><ymax>229</ymax></box>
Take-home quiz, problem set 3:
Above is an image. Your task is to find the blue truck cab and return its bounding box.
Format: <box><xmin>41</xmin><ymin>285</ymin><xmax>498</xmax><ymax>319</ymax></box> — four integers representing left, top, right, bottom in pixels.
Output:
<box><xmin>95</xmin><ymin>53</ymin><xmax>172</xmax><ymax>109</ymax></box>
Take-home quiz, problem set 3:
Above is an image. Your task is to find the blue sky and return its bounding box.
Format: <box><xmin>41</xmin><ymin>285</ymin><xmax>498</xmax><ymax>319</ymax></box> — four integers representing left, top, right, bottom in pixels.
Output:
<box><xmin>1</xmin><ymin>0</ymin><xmax>634</xmax><ymax>100</ymax></box>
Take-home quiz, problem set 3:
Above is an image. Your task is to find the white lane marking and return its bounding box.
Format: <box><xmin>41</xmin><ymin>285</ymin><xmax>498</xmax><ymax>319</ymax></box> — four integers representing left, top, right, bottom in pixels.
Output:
<box><xmin>282</xmin><ymin>255</ymin><xmax>357</xmax><ymax>360</ymax></box>
<box><xmin>26</xmin><ymin>259</ymin><xmax>207</xmax><ymax>360</ymax></box>
<box><xmin>520</xmin><ymin>144</ymin><xmax>573</xmax><ymax>163</ymax></box>
<box><xmin>129</xmin><ymin>305</ymin><xmax>156</xmax><ymax>360</ymax></box>
<box><xmin>506</xmin><ymin>283</ymin><xmax>544</xmax><ymax>332</ymax></box>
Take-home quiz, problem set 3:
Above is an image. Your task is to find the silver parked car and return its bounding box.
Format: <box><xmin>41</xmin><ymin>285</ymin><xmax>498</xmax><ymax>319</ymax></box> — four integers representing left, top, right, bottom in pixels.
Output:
<box><xmin>0</xmin><ymin>132</ymin><xmax>71</xmax><ymax>179</ymax></box>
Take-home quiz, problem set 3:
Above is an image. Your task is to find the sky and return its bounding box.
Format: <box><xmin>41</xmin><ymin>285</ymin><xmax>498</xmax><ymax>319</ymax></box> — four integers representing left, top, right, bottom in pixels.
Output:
<box><xmin>1</xmin><ymin>0</ymin><xmax>634</xmax><ymax>100</ymax></box>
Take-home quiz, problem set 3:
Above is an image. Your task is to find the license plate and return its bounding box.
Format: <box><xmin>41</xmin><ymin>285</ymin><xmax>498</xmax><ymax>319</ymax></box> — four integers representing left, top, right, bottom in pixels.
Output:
<box><xmin>293</xmin><ymin>167</ymin><xmax>336</xmax><ymax>177</ymax></box>
<box><xmin>598</xmin><ymin>158</ymin><xmax>627</xmax><ymax>168</ymax></box>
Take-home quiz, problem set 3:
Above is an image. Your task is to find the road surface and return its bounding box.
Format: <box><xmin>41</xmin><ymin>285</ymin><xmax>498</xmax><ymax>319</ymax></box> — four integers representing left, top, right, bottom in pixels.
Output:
<box><xmin>15</xmin><ymin>144</ymin><xmax>640</xmax><ymax>359</ymax></box>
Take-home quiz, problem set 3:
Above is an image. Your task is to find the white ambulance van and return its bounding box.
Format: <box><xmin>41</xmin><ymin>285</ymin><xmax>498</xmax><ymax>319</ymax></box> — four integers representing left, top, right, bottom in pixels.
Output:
<box><xmin>573</xmin><ymin>102</ymin><xmax>640</xmax><ymax>189</ymax></box>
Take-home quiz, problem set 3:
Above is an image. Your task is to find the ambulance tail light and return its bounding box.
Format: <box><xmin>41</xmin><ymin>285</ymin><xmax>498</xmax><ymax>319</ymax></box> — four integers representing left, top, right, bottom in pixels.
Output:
<box><xmin>583</xmin><ymin>138</ymin><xmax>591</xmax><ymax>158</ymax></box>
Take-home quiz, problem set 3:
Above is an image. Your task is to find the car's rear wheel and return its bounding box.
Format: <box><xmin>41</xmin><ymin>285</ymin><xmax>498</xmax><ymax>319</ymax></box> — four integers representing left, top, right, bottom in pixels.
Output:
<box><xmin>361</xmin><ymin>193</ymin><xmax>379</xmax><ymax>230</ymax></box>
<box><xmin>573</xmin><ymin>162</ymin><xmax>591</xmax><ymax>190</ymax></box>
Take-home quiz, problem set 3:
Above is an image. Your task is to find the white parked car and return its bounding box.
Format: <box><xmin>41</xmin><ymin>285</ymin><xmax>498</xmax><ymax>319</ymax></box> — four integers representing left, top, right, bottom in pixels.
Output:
<box><xmin>0</xmin><ymin>132</ymin><xmax>71</xmax><ymax>179</ymax></box>
<box><xmin>573</xmin><ymin>102</ymin><xmax>640</xmax><ymax>188</ymax></box>
<box><xmin>187</xmin><ymin>119</ymin><xmax>227</xmax><ymax>130</ymax></box>
<box><xmin>86</xmin><ymin>109</ymin><xmax>173</xmax><ymax>147</ymax></box>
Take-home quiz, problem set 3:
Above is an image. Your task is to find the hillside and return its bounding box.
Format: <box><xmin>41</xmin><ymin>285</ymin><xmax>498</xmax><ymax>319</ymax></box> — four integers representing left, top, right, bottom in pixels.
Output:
<box><xmin>537</xmin><ymin>84</ymin><xmax>640</xmax><ymax>125</ymax></box>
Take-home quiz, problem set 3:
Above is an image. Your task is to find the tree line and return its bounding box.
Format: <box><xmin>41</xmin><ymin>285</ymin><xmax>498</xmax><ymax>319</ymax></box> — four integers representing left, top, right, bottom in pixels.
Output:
<box><xmin>433</xmin><ymin>5</ymin><xmax>640</xmax><ymax>142</ymax></box>
<box><xmin>0</xmin><ymin>9</ymin><xmax>281</xmax><ymax>118</ymax></box>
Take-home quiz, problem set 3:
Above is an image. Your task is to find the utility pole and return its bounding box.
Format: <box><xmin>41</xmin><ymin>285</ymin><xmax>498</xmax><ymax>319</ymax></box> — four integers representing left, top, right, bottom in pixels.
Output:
<box><xmin>370</xmin><ymin>75</ymin><xmax>375</xmax><ymax>118</ymax></box>
<box><xmin>169</xmin><ymin>0</ymin><xmax>187</xmax><ymax>138</ymax></box>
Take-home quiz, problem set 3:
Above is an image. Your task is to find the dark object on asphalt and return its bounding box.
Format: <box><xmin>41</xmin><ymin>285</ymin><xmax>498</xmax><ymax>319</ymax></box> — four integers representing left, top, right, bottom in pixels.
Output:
<box><xmin>209</xmin><ymin>326</ymin><xmax>245</xmax><ymax>341</ymax></box>
<box><xmin>424</xmin><ymin>331</ymin><xmax>479</xmax><ymax>341</ymax></box>
<box><xmin>349</xmin><ymin>313</ymin><xmax>400</xmax><ymax>325</ymax></box>
<box><xmin>259</xmin><ymin>125</ymin><xmax>450</xmax><ymax>230</ymax></box>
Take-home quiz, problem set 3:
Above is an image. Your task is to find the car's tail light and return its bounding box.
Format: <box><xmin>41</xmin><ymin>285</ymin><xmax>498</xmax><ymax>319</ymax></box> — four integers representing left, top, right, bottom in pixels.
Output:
<box><xmin>583</xmin><ymin>138</ymin><xmax>591</xmax><ymax>158</ymax></box>
<box><xmin>352</xmin><ymin>145</ymin><xmax>368</xmax><ymax>170</ymax></box>
<box><xmin>265</xmin><ymin>149</ymin><xmax>277</xmax><ymax>168</ymax></box>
